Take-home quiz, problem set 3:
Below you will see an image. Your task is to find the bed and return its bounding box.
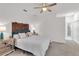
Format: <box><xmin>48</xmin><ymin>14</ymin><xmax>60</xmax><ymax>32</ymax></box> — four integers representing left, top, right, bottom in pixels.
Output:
<box><xmin>12</xmin><ymin>22</ymin><xmax>50</xmax><ymax>56</ymax></box>
<box><xmin>15</xmin><ymin>35</ymin><xmax>50</xmax><ymax>56</ymax></box>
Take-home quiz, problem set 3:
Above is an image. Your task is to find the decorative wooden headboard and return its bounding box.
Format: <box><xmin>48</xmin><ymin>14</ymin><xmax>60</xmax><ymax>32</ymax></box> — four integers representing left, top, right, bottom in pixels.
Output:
<box><xmin>12</xmin><ymin>22</ymin><xmax>30</xmax><ymax>36</ymax></box>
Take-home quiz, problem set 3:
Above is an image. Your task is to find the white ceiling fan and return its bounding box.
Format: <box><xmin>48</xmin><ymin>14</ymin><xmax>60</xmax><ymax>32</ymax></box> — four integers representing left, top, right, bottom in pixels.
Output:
<box><xmin>34</xmin><ymin>3</ymin><xmax>57</xmax><ymax>13</ymax></box>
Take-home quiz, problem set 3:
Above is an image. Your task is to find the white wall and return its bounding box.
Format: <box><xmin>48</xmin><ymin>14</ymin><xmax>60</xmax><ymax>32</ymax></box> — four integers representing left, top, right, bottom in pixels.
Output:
<box><xmin>4</xmin><ymin>22</ymin><xmax>12</xmax><ymax>39</ymax></box>
<box><xmin>75</xmin><ymin>22</ymin><xmax>79</xmax><ymax>43</ymax></box>
<box><xmin>34</xmin><ymin>15</ymin><xmax>65</xmax><ymax>43</ymax></box>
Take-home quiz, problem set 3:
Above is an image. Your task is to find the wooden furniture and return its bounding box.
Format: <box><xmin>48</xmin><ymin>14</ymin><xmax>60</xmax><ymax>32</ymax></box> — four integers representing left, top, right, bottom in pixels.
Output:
<box><xmin>12</xmin><ymin>22</ymin><xmax>30</xmax><ymax>37</ymax></box>
<box><xmin>0</xmin><ymin>38</ymin><xmax>15</xmax><ymax>56</ymax></box>
<box><xmin>0</xmin><ymin>42</ymin><xmax>11</xmax><ymax>56</ymax></box>
<box><xmin>12</xmin><ymin>22</ymin><xmax>29</xmax><ymax>32</ymax></box>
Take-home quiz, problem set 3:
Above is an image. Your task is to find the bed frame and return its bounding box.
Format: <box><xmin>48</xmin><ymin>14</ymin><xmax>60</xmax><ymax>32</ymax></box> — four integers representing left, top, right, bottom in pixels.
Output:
<box><xmin>12</xmin><ymin>22</ymin><xmax>30</xmax><ymax>37</ymax></box>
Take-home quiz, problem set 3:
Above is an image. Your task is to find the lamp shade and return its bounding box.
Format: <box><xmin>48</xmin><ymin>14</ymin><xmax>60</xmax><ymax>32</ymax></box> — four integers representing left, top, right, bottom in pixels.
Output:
<box><xmin>0</xmin><ymin>26</ymin><xmax>6</xmax><ymax>32</ymax></box>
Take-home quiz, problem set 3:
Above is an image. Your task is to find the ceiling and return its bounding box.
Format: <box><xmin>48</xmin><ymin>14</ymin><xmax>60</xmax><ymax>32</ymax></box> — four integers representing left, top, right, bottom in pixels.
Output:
<box><xmin>0</xmin><ymin>3</ymin><xmax>79</xmax><ymax>25</ymax></box>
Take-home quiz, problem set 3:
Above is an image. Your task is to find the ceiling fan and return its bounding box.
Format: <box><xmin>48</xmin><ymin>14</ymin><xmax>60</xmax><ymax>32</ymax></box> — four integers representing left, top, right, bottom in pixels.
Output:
<box><xmin>34</xmin><ymin>3</ymin><xmax>57</xmax><ymax>13</ymax></box>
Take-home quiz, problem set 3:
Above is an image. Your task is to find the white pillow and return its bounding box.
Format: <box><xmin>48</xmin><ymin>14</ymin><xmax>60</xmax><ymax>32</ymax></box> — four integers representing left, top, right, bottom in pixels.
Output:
<box><xmin>27</xmin><ymin>32</ymin><xmax>33</xmax><ymax>37</ymax></box>
<box><xmin>25</xmin><ymin>33</ymin><xmax>29</xmax><ymax>37</ymax></box>
<box><xmin>19</xmin><ymin>33</ymin><xmax>26</xmax><ymax>39</ymax></box>
<box><xmin>13</xmin><ymin>34</ymin><xmax>20</xmax><ymax>39</ymax></box>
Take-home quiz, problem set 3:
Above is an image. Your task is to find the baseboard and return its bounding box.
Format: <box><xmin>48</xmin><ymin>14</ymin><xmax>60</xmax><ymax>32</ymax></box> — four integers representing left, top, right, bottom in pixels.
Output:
<box><xmin>50</xmin><ymin>40</ymin><xmax>66</xmax><ymax>44</ymax></box>
<box><xmin>73</xmin><ymin>39</ymin><xmax>79</xmax><ymax>44</ymax></box>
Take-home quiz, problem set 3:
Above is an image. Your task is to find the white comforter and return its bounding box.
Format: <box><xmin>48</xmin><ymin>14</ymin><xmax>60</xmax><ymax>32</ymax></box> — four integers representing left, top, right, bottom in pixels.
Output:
<box><xmin>15</xmin><ymin>35</ymin><xmax>50</xmax><ymax>56</ymax></box>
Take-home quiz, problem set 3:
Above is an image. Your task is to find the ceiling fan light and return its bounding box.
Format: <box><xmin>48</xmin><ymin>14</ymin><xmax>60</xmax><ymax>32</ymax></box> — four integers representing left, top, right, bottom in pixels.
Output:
<box><xmin>42</xmin><ymin>7</ymin><xmax>47</xmax><ymax>11</ymax></box>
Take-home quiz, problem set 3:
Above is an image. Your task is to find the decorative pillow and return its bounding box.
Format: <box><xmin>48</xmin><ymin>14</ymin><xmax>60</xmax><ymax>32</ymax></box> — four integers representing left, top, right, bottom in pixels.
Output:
<box><xmin>13</xmin><ymin>34</ymin><xmax>20</xmax><ymax>39</ymax></box>
<box><xmin>25</xmin><ymin>33</ymin><xmax>29</xmax><ymax>37</ymax></box>
<box><xmin>26</xmin><ymin>32</ymin><xmax>33</xmax><ymax>37</ymax></box>
<box><xmin>18</xmin><ymin>33</ymin><xmax>26</xmax><ymax>39</ymax></box>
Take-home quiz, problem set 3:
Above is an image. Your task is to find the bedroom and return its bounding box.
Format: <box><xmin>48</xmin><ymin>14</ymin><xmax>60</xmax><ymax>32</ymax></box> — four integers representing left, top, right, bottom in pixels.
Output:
<box><xmin>0</xmin><ymin>3</ymin><xmax>79</xmax><ymax>56</ymax></box>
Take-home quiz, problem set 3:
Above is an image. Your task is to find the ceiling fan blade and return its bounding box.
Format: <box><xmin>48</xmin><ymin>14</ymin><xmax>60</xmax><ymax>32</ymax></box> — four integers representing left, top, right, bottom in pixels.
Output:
<box><xmin>47</xmin><ymin>9</ymin><xmax>52</xmax><ymax>12</ymax></box>
<box><xmin>48</xmin><ymin>3</ymin><xmax>57</xmax><ymax>7</ymax></box>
